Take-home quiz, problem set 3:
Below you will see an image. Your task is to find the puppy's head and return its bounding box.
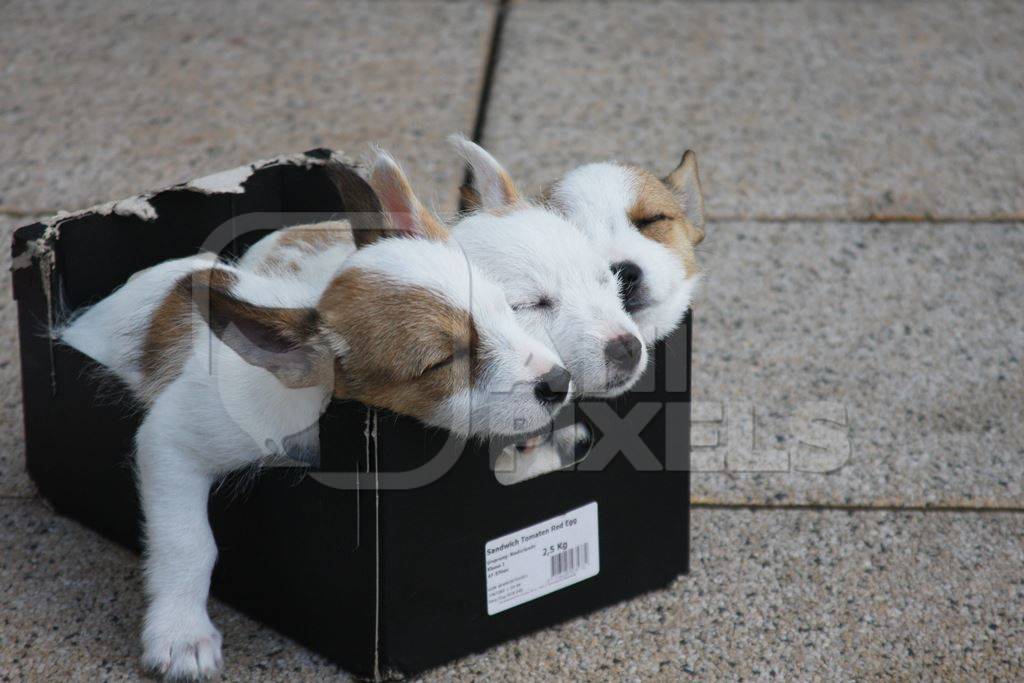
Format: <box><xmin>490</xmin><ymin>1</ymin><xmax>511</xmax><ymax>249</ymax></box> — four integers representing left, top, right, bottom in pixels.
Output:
<box><xmin>544</xmin><ymin>152</ymin><xmax>705</xmax><ymax>344</ymax></box>
<box><xmin>199</xmin><ymin>151</ymin><xmax>570</xmax><ymax>437</ymax></box>
<box><xmin>452</xmin><ymin>136</ymin><xmax>646</xmax><ymax>397</ymax></box>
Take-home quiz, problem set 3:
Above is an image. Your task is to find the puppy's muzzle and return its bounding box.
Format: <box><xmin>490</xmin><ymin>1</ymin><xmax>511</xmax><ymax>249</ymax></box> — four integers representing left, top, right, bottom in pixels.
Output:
<box><xmin>604</xmin><ymin>334</ymin><xmax>643</xmax><ymax>376</ymax></box>
<box><xmin>534</xmin><ymin>365</ymin><xmax>572</xmax><ymax>410</ymax></box>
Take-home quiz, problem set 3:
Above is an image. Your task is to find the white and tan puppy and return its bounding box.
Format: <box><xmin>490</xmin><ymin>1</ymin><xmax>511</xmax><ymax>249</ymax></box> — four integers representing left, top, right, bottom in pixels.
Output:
<box><xmin>469</xmin><ymin>149</ymin><xmax>706</xmax><ymax>484</ymax></box>
<box><xmin>450</xmin><ymin>136</ymin><xmax>647</xmax><ymax>398</ymax></box>
<box><xmin>60</xmin><ymin>152</ymin><xmax>569</xmax><ymax>680</ymax></box>
<box><xmin>542</xmin><ymin>153</ymin><xmax>706</xmax><ymax>345</ymax></box>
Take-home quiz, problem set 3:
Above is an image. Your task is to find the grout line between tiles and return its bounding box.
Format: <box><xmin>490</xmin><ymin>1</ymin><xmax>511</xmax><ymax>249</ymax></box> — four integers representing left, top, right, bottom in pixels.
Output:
<box><xmin>707</xmin><ymin>214</ymin><xmax>1023</xmax><ymax>224</ymax></box>
<box><xmin>0</xmin><ymin>494</ymin><xmax>40</xmax><ymax>502</ymax></box>
<box><xmin>458</xmin><ymin>0</ymin><xmax>510</xmax><ymax>211</ymax></box>
<box><xmin>6</xmin><ymin>494</ymin><xmax>1019</xmax><ymax>514</ymax></box>
<box><xmin>692</xmin><ymin>500</ymin><xmax>1024</xmax><ymax>514</ymax></box>
<box><xmin>468</xmin><ymin>0</ymin><xmax>509</xmax><ymax>148</ymax></box>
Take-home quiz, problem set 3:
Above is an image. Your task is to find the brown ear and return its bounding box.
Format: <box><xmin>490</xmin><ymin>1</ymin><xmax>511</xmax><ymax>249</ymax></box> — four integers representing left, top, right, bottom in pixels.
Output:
<box><xmin>459</xmin><ymin>184</ymin><xmax>483</xmax><ymax>212</ymax></box>
<box><xmin>324</xmin><ymin>160</ymin><xmax>387</xmax><ymax>248</ymax></box>
<box><xmin>191</xmin><ymin>269</ymin><xmax>328</xmax><ymax>388</ymax></box>
<box><xmin>664</xmin><ymin>150</ymin><xmax>706</xmax><ymax>245</ymax></box>
<box><xmin>449</xmin><ymin>134</ymin><xmax>522</xmax><ymax>210</ymax></box>
<box><xmin>363</xmin><ymin>149</ymin><xmax>449</xmax><ymax>245</ymax></box>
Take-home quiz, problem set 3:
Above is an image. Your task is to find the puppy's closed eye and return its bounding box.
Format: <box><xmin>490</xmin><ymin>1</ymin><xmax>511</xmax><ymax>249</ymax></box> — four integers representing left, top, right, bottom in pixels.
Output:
<box><xmin>632</xmin><ymin>214</ymin><xmax>672</xmax><ymax>230</ymax></box>
<box><xmin>511</xmin><ymin>296</ymin><xmax>554</xmax><ymax>312</ymax></box>
<box><xmin>421</xmin><ymin>347</ymin><xmax>471</xmax><ymax>375</ymax></box>
<box><xmin>422</xmin><ymin>355</ymin><xmax>455</xmax><ymax>374</ymax></box>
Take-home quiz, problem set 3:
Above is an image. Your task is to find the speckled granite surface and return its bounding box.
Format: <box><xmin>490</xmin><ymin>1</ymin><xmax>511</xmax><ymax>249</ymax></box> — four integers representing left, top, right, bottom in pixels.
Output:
<box><xmin>0</xmin><ymin>0</ymin><xmax>495</xmax><ymax>214</ymax></box>
<box><xmin>0</xmin><ymin>500</ymin><xmax>343</xmax><ymax>681</ymax></box>
<box><xmin>482</xmin><ymin>0</ymin><xmax>1024</xmax><ymax>220</ymax></box>
<box><xmin>2</xmin><ymin>500</ymin><xmax>1021</xmax><ymax>681</ymax></box>
<box><xmin>426</xmin><ymin>507</ymin><xmax>1024</xmax><ymax>681</ymax></box>
<box><xmin>691</xmin><ymin>221</ymin><xmax>1024</xmax><ymax>507</ymax></box>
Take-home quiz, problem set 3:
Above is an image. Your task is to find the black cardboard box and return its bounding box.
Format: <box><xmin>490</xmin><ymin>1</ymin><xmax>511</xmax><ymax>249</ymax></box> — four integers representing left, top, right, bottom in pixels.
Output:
<box><xmin>10</xmin><ymin>151</ymin><xmax>690</xmax><ymax>680</ymax></box>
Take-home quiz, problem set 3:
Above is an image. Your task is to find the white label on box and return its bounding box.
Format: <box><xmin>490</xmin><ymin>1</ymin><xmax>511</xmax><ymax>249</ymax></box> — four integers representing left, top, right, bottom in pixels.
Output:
<box><xmin>484</xmin><ymin>502</ymin><xmax>600</xmax><ymax>615</ymax></box>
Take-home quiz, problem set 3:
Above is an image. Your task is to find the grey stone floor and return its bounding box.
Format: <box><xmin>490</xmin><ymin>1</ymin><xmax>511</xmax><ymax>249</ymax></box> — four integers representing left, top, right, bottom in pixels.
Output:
<box><xmin>484</xmin><ymin>0</ymin><xmax>1024</xmax><ymax>220</ymax></box>
<box><xmin>2</xmin><ymin>1</ymin><xmax>1022</xmax><ymax>680</ymax></box>
<box><xmin>0</xmin><ymin>0</ymin><xmax>494</xmax><ymax>214</ymax></box>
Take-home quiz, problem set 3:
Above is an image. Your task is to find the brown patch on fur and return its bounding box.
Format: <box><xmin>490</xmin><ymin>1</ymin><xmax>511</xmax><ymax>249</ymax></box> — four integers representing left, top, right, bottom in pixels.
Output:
<box><xmin>140</xmin><ymin>269</ymin><xmax>240</xmax><ymax>399</ymax></box>
<box><xmin>253</xmin><ymin>221</ymin><xmax>355</xmax><ymax>275</ymax></box>
<box><xmin>318</xmin><ymin>269</ymin><xmax>481</xmax><ymax>421</ymax></box>
<box><xmin>535</xmin><ymin>182</ymin><xmax>556</xmax><ymax>208</ymax></box>
<box><xmin>141</xmin><ymin>268</ymin><xmax>330</xmax><ymax>397</ymax></box>
<box><xmin>276</xmin><ymin>221</ymin><xmax>354</xmax><ymax>253</ymax></box>
<box><xmin>494</xmin><ymin>169</ymin><xmax>521</xmax><ymax>207</ymax></box>
<box><xmin>627</xmin><ymin>167</ymin><xmax>700</xmax><ymax>277</ymax></box>
<box><xmin>459</xmin><ymin>184</ymin><xmax>482</xmax><ymax>212</ymax></box>
<box><xmin>255</xmin><ymin>253</ymin><xmax>283</xmax><ymax>274</ymax></box>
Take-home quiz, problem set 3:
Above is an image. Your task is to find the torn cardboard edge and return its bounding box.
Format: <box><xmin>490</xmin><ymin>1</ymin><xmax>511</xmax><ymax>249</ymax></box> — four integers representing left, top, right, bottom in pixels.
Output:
<box><xmin>9</xmin><ymin>149</ymin><xmax>351</xmax><ymax>271</ymax></box>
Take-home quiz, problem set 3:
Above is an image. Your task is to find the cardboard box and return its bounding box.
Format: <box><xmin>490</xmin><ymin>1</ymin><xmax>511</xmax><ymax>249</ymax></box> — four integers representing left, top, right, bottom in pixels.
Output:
<box><xmin>10</xmin><ymin>150</ymin><xmax>690</xmax><ymax>679</ymax></box>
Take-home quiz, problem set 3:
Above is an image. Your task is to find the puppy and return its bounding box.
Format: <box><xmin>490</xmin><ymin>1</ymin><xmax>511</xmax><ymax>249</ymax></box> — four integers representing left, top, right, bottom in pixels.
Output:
<box><xmin>60</xmin><ymin>152</ymin><xmax>569</xmax><ymax>680</ymax></box>
<box><xmin>450</xmin><ymin>136</ymin><xmax>647</xmax><ymax>398</ymax></box>
<box><xmin>539</xmin><ymin>153</ymin><xmax>706</xmax><ymax>345</ymax></box>
<box><xmin>463</xmin><ymin>149</ymin><xmax>705</xmax><ymax>483</ymax></box>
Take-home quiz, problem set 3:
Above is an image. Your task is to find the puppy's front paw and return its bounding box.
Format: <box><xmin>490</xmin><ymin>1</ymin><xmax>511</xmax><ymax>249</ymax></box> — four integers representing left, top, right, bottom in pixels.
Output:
<box><xmin>142</xmin><ymin>607</ymin><xmax>223</xmax><ymax>681</ymax></box>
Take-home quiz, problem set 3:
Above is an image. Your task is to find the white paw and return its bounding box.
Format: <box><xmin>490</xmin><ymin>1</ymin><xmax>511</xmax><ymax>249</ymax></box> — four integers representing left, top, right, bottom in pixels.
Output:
<box><xmin>142</xmin><ymin>606</ymin><xmax>223</xmax><ymax>681</ymax></box>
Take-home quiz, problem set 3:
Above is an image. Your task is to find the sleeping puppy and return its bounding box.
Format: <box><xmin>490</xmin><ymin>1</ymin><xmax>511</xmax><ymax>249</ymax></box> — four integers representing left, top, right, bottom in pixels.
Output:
<box><xmin>449</xmin><ymin>136</ymin><xmax>647</xmax><ymax>398</ymax></box>
<box><xmin>462</xmin><ymin>149</ymin><xmax>706</xmax><ymax>483</ymax></box>
<box><xmin>542</xmin><ymin>153</ymin><xmax>706</xmax><ymax>345</ymax></box>
<box><xmin>59</xmin><ymin>151</ymin><xmax>569</xmax><ymax>680</ymax></box>
<box><xmin>450</xmin><ymin>138</ymin><xmax>658</xmax><ymax>483</ymax></box>
<box><xmin>464</xmin><ymin>153</ymin><xmax>706</xmax><ymax>345</ymax></box>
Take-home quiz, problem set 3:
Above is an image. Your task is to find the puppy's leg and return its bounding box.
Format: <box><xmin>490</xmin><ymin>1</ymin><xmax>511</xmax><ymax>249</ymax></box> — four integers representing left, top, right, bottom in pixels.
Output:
<box><xmin>136</xmin><ymin>416</ymin><xmax>222</xmax><ymax>680</ymax></box>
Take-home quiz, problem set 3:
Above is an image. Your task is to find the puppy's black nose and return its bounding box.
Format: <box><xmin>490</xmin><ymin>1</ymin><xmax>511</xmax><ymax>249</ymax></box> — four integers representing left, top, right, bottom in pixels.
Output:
<box><xmin>534</xmin><ymin>366</ymin><xmax>571</xmax><ymax>407</ymax></box>
<box><xmin>611</xmin><ymin>260</ymin><xmax>642</xmax><ymax>288</ymax></box>
<box><xmin>604</xmin><ymin>334</ymin><xmax>643</xmax><ymax>374</ymax></box>
<box><xmin>610</xmin><ymin>261</ymin><xmax>644</xmax><ymax>311</ymax></box>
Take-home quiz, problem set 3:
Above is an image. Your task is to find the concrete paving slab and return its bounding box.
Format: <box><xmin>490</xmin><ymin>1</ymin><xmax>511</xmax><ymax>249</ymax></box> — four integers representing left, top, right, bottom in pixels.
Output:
<box><xmin>0</xmin><ymin>0</ymin><xmax>495</xmax><ymax>214</ymax></box>
<box><xmin>0</xmin><ymin>214</ymin><xmax>46</xmax><ymax>498</ymax></box>
<box><xmin>690</xmin><ymin>221</ymin><xmax>1024</xmax><ymax>507</ymax></box>
<box><xmin>426</xmin><ymin>507</ymin><xmax>1024</xmax><ymax>681</ymax></box>
<box><xmin>2</xmin><ymin>500</ymin><xmax>1021</xmax><ymax>680</ymax></box>
<box><xmin>484</xmin><ymin>0</ymin><xmax>1024</xmax><ymax>220</ymax></box>
<box><xmin>0</xmin><ymin>499</ymin><xmax>346</xmax><ymax>681</ymax></box>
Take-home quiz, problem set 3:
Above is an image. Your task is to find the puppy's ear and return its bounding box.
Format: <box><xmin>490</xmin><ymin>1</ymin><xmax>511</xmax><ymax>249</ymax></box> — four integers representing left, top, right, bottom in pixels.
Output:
<box><xmin>448</xmin><ymin>134</ymin><xmax>522</xmax><ymax>210</ymax></box>
<box><xmin>324</xmin><ymin>160</ymin><xmax>387</xmax><ymax>248</ymax></box>
<box><xmin>459</xmin><ymin>184</ymin><xmax>483</xmax><ymax>212</ymax></box>
<box><xmin>363</xmin><ymin>148</ymin><xmax>449</xmax><ymax>245</ymax></box>
<box><xmin>192</xmin><ymin>269</ymin><xmax>329</xmax><ymax>388</ymax></box>
<box><xmin>664</xmin><ymin>150</ymin><xmax>706</xmax><ymax>245</ymax></box>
